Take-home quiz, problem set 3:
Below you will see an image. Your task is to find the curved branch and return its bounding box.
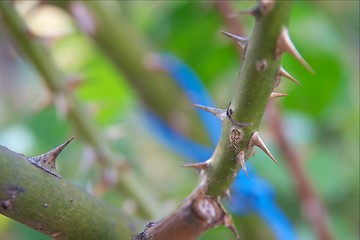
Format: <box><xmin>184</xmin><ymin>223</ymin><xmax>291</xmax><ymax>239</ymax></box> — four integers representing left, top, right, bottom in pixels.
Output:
<box><xmin>0</xmin><ymin>146</ymin><xmax>139</xmax><ymax>240</ymax></box>
<box><xmin>0</xmin><ymin>0</ymin><xmax>161</xmax><ymax>219</ymax></box>
<box><xmin>135</xmin><ymin>1</ymin><xmax>294</xmax><ymax>239</ymax></box>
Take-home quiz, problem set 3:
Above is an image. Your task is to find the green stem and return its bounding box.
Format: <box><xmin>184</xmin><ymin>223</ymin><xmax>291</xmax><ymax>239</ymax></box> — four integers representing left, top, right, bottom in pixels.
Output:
<box><xmin>0</xmin><ymin>146</ymin><xmax>139</xmax><ymax>239</ymax></box>
<box><xmin>0</xmin><ymin>0</ymin><xmax>160</xmax><ymax>219</ymax></box>
<box><xmin>207</xmin><ymin>1</ymin><xmax>293</xmax><ymax>195</ymax></box>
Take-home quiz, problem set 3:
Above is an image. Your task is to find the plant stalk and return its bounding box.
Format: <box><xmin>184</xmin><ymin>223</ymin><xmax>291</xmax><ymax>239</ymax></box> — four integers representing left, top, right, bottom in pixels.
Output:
<box><xmin>0</xmin><ymin>146</ymin><xmax>139</xmax><ymax>240</ymax></box>
<box><xmin>0</xmin><ymin>0</ymin><xmax>161</xmax><ymax>219</ymax></box>
<box><xmin>207</xmin><ymin>0</ymin><xmax>292</xmax><ymax>196</ymax></box>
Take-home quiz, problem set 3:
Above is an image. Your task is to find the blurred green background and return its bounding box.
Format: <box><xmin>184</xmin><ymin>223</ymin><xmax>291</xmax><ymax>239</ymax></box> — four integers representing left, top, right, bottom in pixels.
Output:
<box><xmin>0</xmin><ymin>1</ymin><xmax>358</xmax><ymax>240</ymax></box>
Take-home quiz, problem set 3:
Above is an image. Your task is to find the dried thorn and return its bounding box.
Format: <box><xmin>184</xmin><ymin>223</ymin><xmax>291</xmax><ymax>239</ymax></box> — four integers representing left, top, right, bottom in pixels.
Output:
<box><xmin>182</xmin><ymin>160</ymin><xmax>210</xmax><ymax>171</ymax></box>
<box><xmin>216</xmin><ymin>200</ymin><xmax>240</xmax><ymax>239</ymax></box>
<box><xmin>276</xmin><ymin>27</ymin><xmax>315</xmax><ymax>74</ymax></box>
<box><xmin>270</xmin><ymin>92</ymin><xmax>289</xmax><ymax>99</ymax></box>
<box><xmin>220</xmin><ymin>30</ymin><xmax>248</xmax><ymax>49</ymax></box>
<box><xmin>230</xmin><ymin>127</ymin><xmax>244</xmax><ymax>150</ymax></box>
<box><xmin>278</xmin><ymin>67</ymin><xmax>301</xmax><ymax>85</ymax></box>
<box><xmin>193</xmin><ymin>104</ymin><xmax>227</xmax><ymax>121</ymax></box>
<box><xmin>249</xmin><ymin>132</ymin><xmax>278</xmax><ymax>165</ymax></box>
<box><xmin>223</xmin><ymin>212</ymin><xmax>240</xmax><ymax>240</ymax></box>
<box><xmin>28</xmin><ymin>137</ymin><xmax>75</xmax><ymax>177</ymax></box>
<box><xmin>236</xmin><ymin>151</ymin><xmax>249</xmax><ymax>177</ymax></box>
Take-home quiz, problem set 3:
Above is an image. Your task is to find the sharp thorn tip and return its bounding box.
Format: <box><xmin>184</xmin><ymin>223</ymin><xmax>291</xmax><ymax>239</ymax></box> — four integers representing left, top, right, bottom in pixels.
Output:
<box><xmin>27</xmin><ymin>138</ymin><xmax>74</xmax><ymax>177</ymax></box>
<box><xmin>193</xmin><ymin>103</ymin><xmax>226</xmax><ymax>121</ymax></box>
<box><xmin>250</xmin><ymin>132</ymin><xmax>278</xmax><ymax>165</ymax></box>
<box><xmin>182</xmin><ymin>160</ymin><xmax>210</xmax><ymax>171</ymax></box>
<box><xmin>220</xmin><ymin>30</ymin><xmax>248</xmax><ymax>48</ymax></box>
<box><xmin>279</xmin><ymin>67</ymin><xmax>301</xmax><ymax>85</ymax></box>
<box><xmin>224</xmin><ymin>189</ymin><xmax>232</xmax><ymax>202</ymax></box>
<box><xmin>237</xmin><ymin>151</ymin><xmax>249</xmax><ymax>177</ymax></box>
<box><xmin>277</xmin><ymin>28</ymin><xmax>315</xmax><ymax>74</ymax></box>
<box><xmin>223</xmin><ymin>213</ymin><xmax>240</xmax><ymax>239</ymax></box>
<box><xmin>270</xmin><ymin>92</ymin><xmax>289</xmax><ymax>99</ymax></box>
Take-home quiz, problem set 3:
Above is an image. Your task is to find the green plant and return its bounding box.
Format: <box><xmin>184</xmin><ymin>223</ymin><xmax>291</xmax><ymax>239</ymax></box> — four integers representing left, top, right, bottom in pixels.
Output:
<box><xmin>0</xmin><ymin>1</ymin><xmax>358</xmax><ymax>239</ymax></box>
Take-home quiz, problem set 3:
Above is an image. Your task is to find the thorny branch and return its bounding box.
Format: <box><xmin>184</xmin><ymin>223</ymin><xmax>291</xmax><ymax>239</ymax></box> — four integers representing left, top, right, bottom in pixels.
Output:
<box><xmin>134</xmin><ymin>1</ymin><xmax>302</xmax><ymax>239</ymax></box>
<box><xmin>217</xmin><ymin>2</ymin><xmax>333</xmax><ymax>239</ymax></box>
<box><xmin>0</xmin><ymin>0</ymin><xmax>162</xmax><ymax>219</ymax></box>
<box><xmin>0</xmin><ymin>0</ymin><xmax>332</xmax><ymax>239</ymax></box>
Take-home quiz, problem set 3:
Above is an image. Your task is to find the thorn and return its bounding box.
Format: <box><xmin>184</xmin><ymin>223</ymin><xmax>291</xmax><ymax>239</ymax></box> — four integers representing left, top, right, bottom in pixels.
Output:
<box><xmin>276</xmin><ymin>27</ymin><xmax>315</xmax><ymax>74</ymax></box>
<box><xmin>239</xmin><ymin>8</ymin><xmax>257</xmax><ymax>16</ymax></box>
<box><xmin>223</xmin><ymin>213</ymin><xmax>240</xmax><ymax>240</ymax></box>
<box><xmin>193</xmin><ymin>104</ymin><xmax>227</xmax><ymax>121</ymax></box>
<box><xmin>236</xmin><ymin>151</ymin><xmax>249</xmax><ymax>177</ymax></box>
<box><xmin>259</xmin><ymin>0</ymin><xmax>275</xmax><ymax>16</ymax></box>
<box><xmin>216</xmin><ymin>200</ymin><xmax>239</xmax><ymax>239</ymax></box>
<box><xmin>224</xmin><ymin>189</ymin><xmax>232</xmax><ymax>202</ymax></box>
<box><xmin>270</xmin><ymin>92</ymin><xmax>289</xmax><ymax>99</ymax></box>
<box><xmin>220</xmin><ymin>30</ymin><xmax>248</xmax><ymax>49</ymax></box>
<box><xmin>182</xmin><ymin>160</ymin><xmax>210</xmax><ymax>171</ymax></box>
<box><xmin>249</xmin><ymin>132</ymin><xmax>278</xmax><ymax>165</ymax></box>
<box><xmin>28</xmin><ymin>137</ymin><xmax>75</xmax><ymax>177</ymax></box>
<box><xmin>235</xmin><ymin>7</ymin><xmax>260</xmax><ymax>18</ymax></box>
<box><xmin>278</xmin><ymin>67</ymin><xmax>301</xmax><ymax>85</ymax></box>
<box><xmin>249</xmin><ymin>147</ymin><xmax>256</xmax><ymax>158</ymax></box>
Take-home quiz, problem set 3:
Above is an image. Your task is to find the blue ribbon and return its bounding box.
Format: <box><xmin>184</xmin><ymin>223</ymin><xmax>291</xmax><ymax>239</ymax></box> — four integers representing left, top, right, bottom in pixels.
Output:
<box><xmin>231</xmin><ymin>166</ymin><xmax>296</xmax><ymax>240</ymax></box>
<box><xmin>142</xmin><ymin>53</ymin><xmax>297</xmax><ymax>240</ymax></box>
<box><xmin>142</xmin><ymin>53</ymin><xmax>221</xmax><ymax>162</ymax></box>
